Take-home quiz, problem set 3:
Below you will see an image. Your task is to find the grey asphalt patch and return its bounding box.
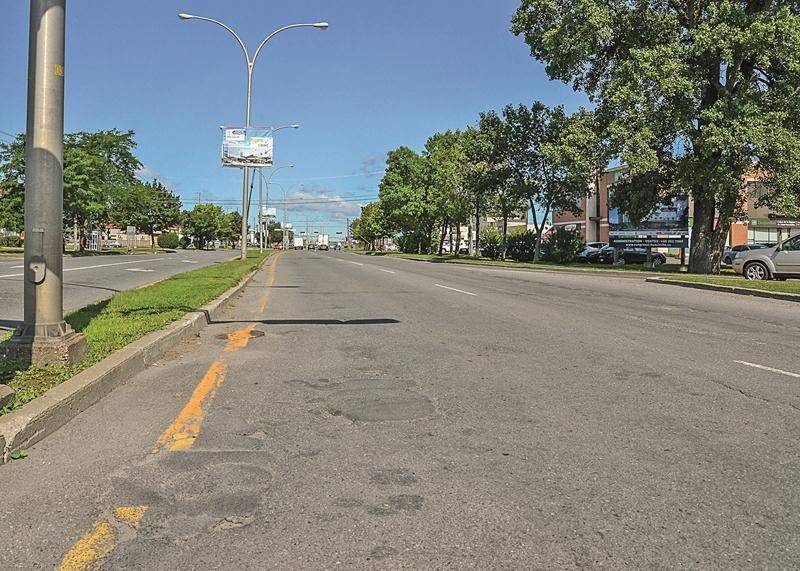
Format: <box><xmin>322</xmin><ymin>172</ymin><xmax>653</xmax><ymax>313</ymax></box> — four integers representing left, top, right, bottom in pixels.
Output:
<box><xmin>326</xmin><ymin>388</ymin><xmax>436</xmax><ymax>422</ymax></box>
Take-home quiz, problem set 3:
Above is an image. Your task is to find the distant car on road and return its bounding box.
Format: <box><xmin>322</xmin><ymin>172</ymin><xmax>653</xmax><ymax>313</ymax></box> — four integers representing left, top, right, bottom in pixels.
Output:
<box><xmin>733</xmin><ymin>235</ymin><xmax>800</xmax><ymax>280</ymax></box>
<box><xmin>723</xmin><ymin>243</ymin><xmax>774</xmax><ymax>265</ymax></box>
<box><xmin>107</xmin><ymin>241</ymin><xmax>122</xmax><ymax>249</ymax></box>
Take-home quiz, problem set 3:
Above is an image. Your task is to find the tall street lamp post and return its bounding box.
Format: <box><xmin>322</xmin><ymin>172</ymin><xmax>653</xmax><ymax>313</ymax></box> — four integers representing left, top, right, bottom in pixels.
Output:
<box><xmin>257</xmin><ymin>164</ymin><xmax>294</xmax><ymax>252</ymax></box>
<box><xmin>178</xmin><ymin>13</ymin><xmax>328</xmax><ymax>260</ymax></box>
<box><xmin>9</xmin><ymin>0</ymin><xmax>86</xmax><ymax>365</ymax></box>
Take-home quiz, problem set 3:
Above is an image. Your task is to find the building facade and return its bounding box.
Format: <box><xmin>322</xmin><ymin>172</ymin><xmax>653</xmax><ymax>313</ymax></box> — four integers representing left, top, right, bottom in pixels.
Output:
<box><xmin>553</xmin><ymin>167</ymin><xmax>800</xmax><ymax>246</ymax></box>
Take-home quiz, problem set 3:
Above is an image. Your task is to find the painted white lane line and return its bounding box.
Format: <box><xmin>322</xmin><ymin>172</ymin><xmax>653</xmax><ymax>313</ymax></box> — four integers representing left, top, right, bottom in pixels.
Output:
<box><xmin>11</xmin><ymin>265</ymin><xmax>23</xmax><ymax>269</ymax></box>
<box><xmin>434</xmin><ymin>283</ymin><xmax>477</xmax><ymax>296</ymax></box>
<box><xmin>379</xmin><ymin>268</ymin><xmax>396</xmax><ymax>274</ymax></box>
<box><xmin>734</xmin><ymin>360</ymin><xmax>800</xmax><ymax>379</ymax></box>
<box><xmin>0</xmin><ymin>257</ymin><xmax>167</xmax><ymax>278</ymax></box>
<box><xmin>348</xmin><ymin>261</ymin><xmax>364</xmax><ymax>266</ymax></box>
<box><xmin>182</xmin><ymin>260</ymin><xmax>199</xmax><ymax>264</ymax></box>
<box><xmin>126</xmin><ymin>268</ymin><xmax>155</xmax><ymax>272</ymax></box>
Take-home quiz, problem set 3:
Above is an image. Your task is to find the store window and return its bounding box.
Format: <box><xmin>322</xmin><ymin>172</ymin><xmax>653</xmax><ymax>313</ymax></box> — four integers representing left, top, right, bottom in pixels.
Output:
<box><xmin>748</xmin><ymin>227</ymin><xmax>777</xmax><ymax>243</ymax></box>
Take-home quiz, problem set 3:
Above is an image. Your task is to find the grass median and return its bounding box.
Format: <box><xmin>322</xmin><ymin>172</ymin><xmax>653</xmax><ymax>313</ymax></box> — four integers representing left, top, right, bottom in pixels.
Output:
<box><xmin>360</xmin><ymin>251</ymin><xmax>727</xmax><ymax>275</ymax></box>
<box><xmin>0</xmin><ymin>250</ymin><xmax>270</xmax><ymax>415</ymax></box>
<box><xmin>652</xmin><ymin>274</ymin><xmax>800</xmax><ymax>294</ymax></box>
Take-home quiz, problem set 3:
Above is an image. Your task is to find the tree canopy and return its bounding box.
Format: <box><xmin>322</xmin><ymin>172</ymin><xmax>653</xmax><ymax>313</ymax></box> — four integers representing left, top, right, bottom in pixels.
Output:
<box><xmin>512</xmin><ymin>0</ymin><xmax>800</xmax><ymax>272</ymax></box>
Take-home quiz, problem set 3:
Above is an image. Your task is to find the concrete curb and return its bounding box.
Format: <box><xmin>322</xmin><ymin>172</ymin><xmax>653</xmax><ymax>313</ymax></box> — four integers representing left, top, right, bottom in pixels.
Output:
<box><xmin>0</xmin><ymin>254</ymin><xmax>272</xmax><ymax>463</ymax></box>
<box><xmin>645</xmin><ymin>277</ymin><xmax>800</xmax><ymax>302</ymax></box>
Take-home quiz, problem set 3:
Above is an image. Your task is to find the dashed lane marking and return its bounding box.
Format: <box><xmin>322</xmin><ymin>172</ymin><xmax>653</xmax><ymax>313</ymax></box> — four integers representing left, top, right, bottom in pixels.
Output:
<box><xmin>0</xmin><ymin>257</ymin><xmax>167</xmax><ymax>278</ymax></box>
<box><xmin>434</xmin><ymin>283</ymin><xmax>477</xmax><ymax>296</ymax></box>
<box><xmin>734</xmin><ymin>360</ymin><xmax>800</xmax><ymax>379</ymax></box>
<box><xmin>379</xmin><ymin>268</ymin><xmax>396</xmax><ymax>274</ymax></box>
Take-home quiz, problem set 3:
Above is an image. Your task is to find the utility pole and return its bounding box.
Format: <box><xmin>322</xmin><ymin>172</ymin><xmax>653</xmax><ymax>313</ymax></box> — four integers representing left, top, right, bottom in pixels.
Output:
<box><xmin>9</xmin><ymin>0</ymin><xmax>85</xmax><ymax>365</ymax></box>
<box><xmin>258</xmin><ymin>168</ymin><xmax>263</xmax><ymax>252</ymax></box>
<box><xmin>346</xmin><ymin>218</ymin><xmax>350</xmax><ymax>249</ymax></box>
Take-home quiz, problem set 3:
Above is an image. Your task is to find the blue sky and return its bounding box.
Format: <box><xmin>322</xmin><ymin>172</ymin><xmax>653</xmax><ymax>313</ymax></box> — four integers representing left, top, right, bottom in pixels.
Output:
<box><xmin>0</xmin><ymin>1</ymin><xmax>587</xmax><ymax>236</ymax></box>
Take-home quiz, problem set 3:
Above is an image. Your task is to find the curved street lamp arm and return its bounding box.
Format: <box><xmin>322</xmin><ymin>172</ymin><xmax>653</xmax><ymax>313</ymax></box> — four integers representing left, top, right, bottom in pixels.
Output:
<box><xmin>187</xmin><ymin>15</ymin><xmax>251</xmax><ymax>65</ymax></box>
<box><xmin>252</xmin><ymin>23</ymin><xmax>322</xmax><ymax>67</ymax></box>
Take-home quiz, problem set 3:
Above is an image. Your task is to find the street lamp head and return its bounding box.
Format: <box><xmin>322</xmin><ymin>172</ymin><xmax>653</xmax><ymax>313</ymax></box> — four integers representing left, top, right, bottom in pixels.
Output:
<box><xmin>177</xmin><ymin>13</ymin><xmax>195</xmax><ymax>20</ymax></box>
<box><xmin>313</xmin><ymin>22</ymin><xmax>330</xmax><ymax>30</ymax></box>
<box><xmin>290</xmin><ymin>124</ymin><xmax>300</xmax><ymax>129</ymax></box>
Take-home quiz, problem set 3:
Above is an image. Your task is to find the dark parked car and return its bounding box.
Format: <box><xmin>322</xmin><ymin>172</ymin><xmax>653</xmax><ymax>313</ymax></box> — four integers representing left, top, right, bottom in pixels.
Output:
<box><xmin>598</xmin><ymin>246</ymin><xmax>667</xmax><ymax>267</ymax></box>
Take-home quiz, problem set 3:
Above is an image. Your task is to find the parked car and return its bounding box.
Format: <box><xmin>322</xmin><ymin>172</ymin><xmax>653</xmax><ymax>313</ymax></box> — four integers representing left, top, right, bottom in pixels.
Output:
<box><xmin>733</xmin><ymin>235</ymin><xmax>800</xmax><ymax>280</ymax></box>
<box><xmin>576</xmin><ymin>242</ymin><xmax>608</xmax><ymax>263</ymax></box>
<box><xmin>722</xmin><ymin>243</ymin><xmax>774</xmax><ymax>265</ymax></box>
<box><xmin>106</xmin><ymin>241</ymin><xmax>122</xmax><ymax>249</ymax></box>
<box><xmin>598</xmin><ymin>246</ymin><xmax>667</xmax><ymax>267</ymax></box>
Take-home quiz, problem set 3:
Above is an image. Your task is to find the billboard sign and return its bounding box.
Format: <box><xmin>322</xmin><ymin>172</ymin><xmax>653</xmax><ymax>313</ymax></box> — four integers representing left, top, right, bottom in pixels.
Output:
<box><xmin>221</xmin><ymin>127</ymin><xmax>273</xmax><ymax>168</ymax></box>
<box><xmin>609</xmin><ymin>191</ymin><xmax>690</xmax><ymax>247</ymax></box>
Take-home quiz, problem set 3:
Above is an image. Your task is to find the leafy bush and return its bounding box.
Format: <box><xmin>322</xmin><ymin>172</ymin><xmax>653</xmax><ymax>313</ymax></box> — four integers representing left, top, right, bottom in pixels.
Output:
<box><xmin>179</xmin><ymin>235</ymin><xmax>192</xmax><ymax>249</ymax></box>
<box><xmin>540</xmin><ymin>227</ymin><xmax>583</xmax><ymax>264</ymax></box>
<box><xmin>506</xmin><ymin>231</ymin><xmax>537</xmax><ymax>262</ymax></box>
<box><xmin>480</xmin><ymin>228</ymin><xmax>503</xmax><ymax>259</ymax></box>
<box><xmin>0</xmin><ymin>236</ymin><xmax>22</xmax><ymax>248</ymax></box>
<box><xmin>157</xmin><ymin>232</ymin><xmax>180</xmax><ymax>249</ymax></box>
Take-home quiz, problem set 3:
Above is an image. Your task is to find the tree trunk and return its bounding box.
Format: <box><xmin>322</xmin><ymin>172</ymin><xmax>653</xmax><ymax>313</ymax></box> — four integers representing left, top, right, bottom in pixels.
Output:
<box><xmin>455</xmin><ymin>223</ymin><xmax>462</xmax><ymax>257</ymax></box>
<box><xmin>438</xmin><ymin>219</ymin><xmax>448</xmax><ymax>256</ymax></box>
<box><xmin>688</xmin><ymin>196</ymin><xmax>730</xmax><ymax>274</ymax></box>
<box><xmin>533</xmin><ymin>230</ymin><xmax>544</xmax><ymax>263</ymax></box>
<box><xmin>502</xmin><ymin>212</ymin><xmax>509</xmax><ymax>260</ymax></box>
<box><xmin>474</xmin><ymin>206</ymin><xmax>481</xmax><ymax>257</ymax></box>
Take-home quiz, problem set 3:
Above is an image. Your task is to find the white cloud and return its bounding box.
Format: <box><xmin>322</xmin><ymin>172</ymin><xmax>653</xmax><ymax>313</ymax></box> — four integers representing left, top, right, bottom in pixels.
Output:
<box><xmin>136</xmin><ymin>165</ymin><xmax>177</xmax><ymax>192</ymax></box>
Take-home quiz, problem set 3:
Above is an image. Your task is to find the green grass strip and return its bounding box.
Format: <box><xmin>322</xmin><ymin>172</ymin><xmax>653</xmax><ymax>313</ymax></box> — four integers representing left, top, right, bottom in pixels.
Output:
<box><xmin>654</xmin><ymin>274</ymin><xmax>800</xmax><ymax>294</ymax></box>
<box><xmin>0</xmin><ymin>250</ymin><xmax>269</xmax><ymax>415</ymax></box>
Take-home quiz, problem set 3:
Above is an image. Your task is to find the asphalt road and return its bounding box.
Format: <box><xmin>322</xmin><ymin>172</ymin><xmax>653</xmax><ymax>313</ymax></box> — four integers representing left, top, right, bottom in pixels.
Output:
<box><xmin>0</xmin><ymin>249</ymin><xmax>236</xmax><ymax>326</ymax></box>
<box><xmin>2</xmin><ymin>250</ymin><xmax>799</xmax><ymax>568</ymax></box>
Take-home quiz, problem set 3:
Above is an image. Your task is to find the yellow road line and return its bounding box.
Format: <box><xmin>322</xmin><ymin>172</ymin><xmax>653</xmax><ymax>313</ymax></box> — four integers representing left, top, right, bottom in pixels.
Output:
<box><xmin>60</xmin><ymin>254</ymin><xmax>282</xmax><ymax>566</ymax></box>
<box><xmin>258</xmin><ymin>252</ymin><xmax>281</xmax><ymax>314</ymax></box>
<box><xmin>153</xmin><ymin>359</ymin><xmax>228</xmax><ymax>452</ymax></box>
<box><xmin>58</xmin><ymin>506</ymin><xmax>148</xmax><ymax>571</ymax></box>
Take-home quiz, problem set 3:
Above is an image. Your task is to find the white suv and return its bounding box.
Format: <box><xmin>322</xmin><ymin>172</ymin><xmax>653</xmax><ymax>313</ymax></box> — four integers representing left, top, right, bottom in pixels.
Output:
<box><xmin>733</xmin><ymin>235</ymin><xmax>800</xmax><ymax>280</ymax></box>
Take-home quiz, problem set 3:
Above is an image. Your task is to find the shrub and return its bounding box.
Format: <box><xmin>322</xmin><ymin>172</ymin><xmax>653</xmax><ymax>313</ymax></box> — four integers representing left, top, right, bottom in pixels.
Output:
<box><xmin>506</xmin><ymin>231</ymin><xmax>537</xmax><ymax>262</ymax></box>
<box><xmin>540</xmin><ymin>227</ymin><xmax>583</xmax><ymax>264</ymax></box>
<box><xmin>0</xmin><ymin>236</ymin><xmax>22</xmax><ymax>248</ymax></box>
<box><xmin>179</xmin><ymin>235</ymin><xmax>192</xmax><ymax>249</ymax></box>
<box><xmin>480</xmin><ymin>228</ymin><xmax>503</xmax><ymax>259</ymax></box>
<box><xmin>157</xmin><ymin>232</ymin><xmax>180</xmax><ymax>249</ymax></box>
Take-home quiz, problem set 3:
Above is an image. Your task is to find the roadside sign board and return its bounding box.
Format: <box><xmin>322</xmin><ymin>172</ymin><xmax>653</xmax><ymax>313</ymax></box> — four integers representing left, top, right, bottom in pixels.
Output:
<box><xmin>221</xmin><ymin>127</ymin><xmax>273</xmax><ymax>168</ymax></box>
<box><xmin>609</xmin><ymin>234</ymin><xmax>689</xmax><ymax>248</ymax></box>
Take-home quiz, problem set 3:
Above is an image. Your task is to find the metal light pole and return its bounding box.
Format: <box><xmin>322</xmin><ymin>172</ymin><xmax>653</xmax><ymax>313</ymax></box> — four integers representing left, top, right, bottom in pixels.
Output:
<box><xmin>258</xmin><ymin>166</ymin><xmax>292</xmax><ymax>254</ymax></box>
<box><xmin>9</xmin><ymin>0</ymin><xmax>86</xmax><ymax>365</ymax></box>
<box><xmin>178</xmin><ymin>13</ymin><xmax>327</xmax><ymax>260</ymax></box>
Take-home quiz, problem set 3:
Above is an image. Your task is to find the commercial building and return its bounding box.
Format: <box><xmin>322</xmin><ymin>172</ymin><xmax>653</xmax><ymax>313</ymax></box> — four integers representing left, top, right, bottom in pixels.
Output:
<box><xmin>553</xmin><ymin>167</ymin><xmax>800</xmax><ymax>246</ymax></box>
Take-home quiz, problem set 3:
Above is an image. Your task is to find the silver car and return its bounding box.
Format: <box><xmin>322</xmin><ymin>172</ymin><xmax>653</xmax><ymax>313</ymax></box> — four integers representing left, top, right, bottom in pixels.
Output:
<box><xmin>733</xmin><ymin>235</ymin><xmax>800</xmax><ymax>280</ymax></box>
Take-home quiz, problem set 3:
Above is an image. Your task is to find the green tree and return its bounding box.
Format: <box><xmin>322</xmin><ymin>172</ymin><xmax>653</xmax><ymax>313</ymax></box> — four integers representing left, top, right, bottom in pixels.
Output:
<box><xmin>425</xmin><ymin>131</ymin><xmax>471</xmax><ymax>255</ymax></box>
<box><xmin>502</xmin><ymin>103</ymin><xmax>602</xmax><ymax>261</ymax></box>
<box><xmin>378</xmin><ymin>147</ymin><xmax>438</xmax><ymax>253</ymax></box>
<box><xmin>0</xmin><ymin>130</ymin><xmax>143</xmax><ymax>248</ymax></box>
<box><xmin>512</xmin><ymin>0</ymin><xmax>800</xmax><ymax>273</ymax></box>
<box><xmin>352</xmin><ymin>202</ymin><xmax>390</xmax><ymax>250</ymax></box>
<box><xmin>0</xmin><ymin>134</ymin><xmax>25</xmax><ymax>233</ymax></box>
<box><xmin>220</xmin><ymin>211</ymin><xmax>242</xmax><ymax>248</ymax></box>
<box><xmin>183</xmin><ymin>204</ymin><xmax>225</xmax><ymax>250</ymax></box>
<box><xmin>63</xmin><ymin>130</ymin><xmax>141</xmax><ymax>249</ymax></box>
<box><xmin>110</xmin><ymin>180</ymin><xmax>181</xmax><ymax>247</ymax></box>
